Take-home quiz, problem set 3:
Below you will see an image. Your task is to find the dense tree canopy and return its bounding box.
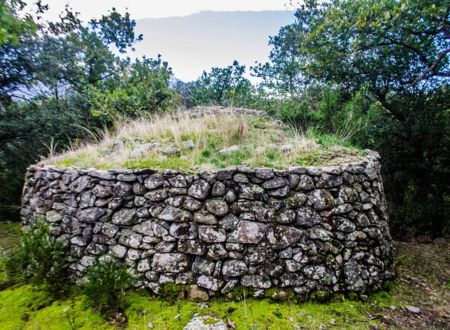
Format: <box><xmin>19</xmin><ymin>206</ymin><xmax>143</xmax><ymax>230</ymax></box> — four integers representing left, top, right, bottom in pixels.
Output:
<box><xmin>253</xmin><ymin>0</ymin><xmax>450</xmax><ymax>237</ymax></box>
<box><xmin>182</xmin><ymin>60</ymin><xmax>254</xmax><ymax>107</ymax></box>
<box><xmin>0</xmin><ymin>0</ymin><xmax>174</xmax><ymax>217</ymax></box>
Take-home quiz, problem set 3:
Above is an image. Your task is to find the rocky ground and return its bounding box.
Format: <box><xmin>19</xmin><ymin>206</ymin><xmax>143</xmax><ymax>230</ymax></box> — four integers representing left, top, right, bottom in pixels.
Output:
<box><xmin>0</xmin><ymin>223</ymin><xmax>449</xmax><ymax>329</ymax></box>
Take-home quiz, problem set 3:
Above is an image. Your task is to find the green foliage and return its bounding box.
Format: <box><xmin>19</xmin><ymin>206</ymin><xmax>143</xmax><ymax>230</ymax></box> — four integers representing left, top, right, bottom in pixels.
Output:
<box><xmin>252</xmin><ymin>23</ymin><xmax>306</xmax><ymax>97</ymax></box>
<box><xmin>5</xmin><ymin>220</ymin><xmax>69</xmax><ymax>295</ymax></box>
<box><xmin>82</xmin><ymin>257</ymin><xmax>134</xmax><ymax>315</ymax></box>
<box><xmin>0</xmin><ymin>0</ymin><xmax>37</xmax><ymax>45</ymax></box>
<box><xmin>0</xmin><ymin>96</ymin><xmax>88</xmax><ymax>218</ymax></box>
<box><xmin>0</xmin><ymin>2</ymin><xmax>176</xmax><ymax>219</ymax></box>
<box><xmin>0</xmin><ymin>285</ymin><xmax>112</xmax><ymax>329</ymax></box>
<box><xmin>86</xmin><ymin>56</ymin><xmax>175</xmax><ymax>126</ymax></box>
<box><xmin>181</xmin><ymin>60</ymin><xmax>254</xmax><ymax>107</ymax></box>
<box><xmin>299</xmin><ymin>0</ymin><xmax>449</xmax><ymax>91</ymax></box>
<box><xmin>159</xmin><ymin>284</ymin><xmax>186</xmax><ymax>301</ymax></box>
<box><xmin>252</xmin><ymin>0</ymin><xmax>450</xmax><ymax>238</ymax></box>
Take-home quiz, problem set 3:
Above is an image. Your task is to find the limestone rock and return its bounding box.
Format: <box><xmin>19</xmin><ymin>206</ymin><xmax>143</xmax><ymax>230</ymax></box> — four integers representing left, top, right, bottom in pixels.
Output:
<box><xmin>192</xmin><ymin>257</ymin><xmax>215</xmax><ymax>275</ymax></box>
<box><xmin>183</xmin><ymin>316</ymin><xmax>226</xmax><ymax>330</ymax></box>
<box><xmin>308</xmin><ymin>190</ymin><xmax>336</xmax><ymax>210</ymax></box>
<box><xmin>267</xmin><ymin>226</ymin><xmax>304</xmax><ymax>249</ymax></box>
<box><xmin>205</xmin><ymin>199</ymin><xmax>229</xmax><ymax>216</ymax></box>
<box><xmin>178</xmin><ymin>239</ymin><xmax>206</xmax><ymax>255</ymax></box>
<box><xmin>170</xmin><ymin>222</ymin><xmax>198</xmax><ymax>239</ymax></box>
<box><xmin>145</xmin><ymin>189</ymin><xmax>168</xmax><ymax>202</ymax></box>
<box><xmin>277</xmin><ymin>209</ymin><xmax>296</xmax><ymax>224</ymax></box>
<box><xmin>158</xmin><ymin>206</ymin><xmax>192</xmax><ymax>222</ymax></box>
<box><xmin>194</xmin><ymin>212</ymin><xmax>218</xmax><ymax>225</ymax></box>
<box><xmin>198</xmin><ymin>226</ymin><xmax>226</xmax><ymax>243</ymax></box>
<box><xmin>112</xmin><ymin>208</ymin><xmax>137</xmax><ymax>225</ymax></box>
<box><xmin>197</xmin><ymin>275</ymin><xmax>223</xmax><ymax>291</ymax></box>
<box><xmin>188</xmin><ymin>180</ymin><xmax>211</xmax><ymax>200</ymax></box>
<box><xmin>46</xmin><ymin>210</ymin><xmax>62</xmax><ymax>223</ymax></box>
<box><xmin>222</xmin><ymin>260</ymin><xmax>248</xmax><ymax>277</ymax></box>
<box><xmin>151</xmin><ymin>253</ymin><xmax>189</xmax><ymax>273</ymax></box>
<box><xmin>241</xmin><ymin>275</ymin><xmax>271</xmax><ymax>288</ymax></box>
<box><xmin>297</xmin><ymin>174</ymin><xmax>315</xmax><ymax>190</ymax></box>
<box><xmin>144</xmin><ymin>174</ymin><xmax>164</xmax><ymax>190</ymax></box>
<box><xmin>262</xmin><ymin>177</ymin><xmax>286</xmax><ymax>189</ymax></box>
<box><xmin>114</xmin><ymin>182</ymin><xmax>132</xmax><ymax>197</ymax></box>
<box><xmin>286</xmin><ymin>193</ymin><xmax>307</xmax><ymax>208</ymax></box>
<box><xmin>211</xmin><ymin>182</ymin><xmax>226</xmax><ymax>197</ymax></box>
<box><xmin>110</xmin><ymin>244</ymin><xmax>127</xmax><ymax>258</ymax></box>
<box><xmin>218</xmin><ymin>145</ymin><xmax>240</xmax><ymax>154</ymax></box>
<box><xmin>188</xmin><ymin>285</ymin><xmax>209</xmax><ymax>302</ymax></box>
<box><xmin>102</xmin><ymin>223</ymin><xmax>119</xmax><ymax>238</ymax></box>
<box><xmin>132</xmin><ymin>220</ymin><xmax>154</xmax><ymax>236</ymax></box>
<box><xmin>232</xmin><ymin>220</ymin><xmax>267</xmax><ymax>244</ymax></box>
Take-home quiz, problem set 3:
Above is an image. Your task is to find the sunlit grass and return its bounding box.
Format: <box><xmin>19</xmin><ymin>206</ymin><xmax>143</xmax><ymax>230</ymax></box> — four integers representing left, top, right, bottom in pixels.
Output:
<box><xmin>44</xmin><ymin>110</ymin><xmax>365</xmax><ymax>170</ymax></box>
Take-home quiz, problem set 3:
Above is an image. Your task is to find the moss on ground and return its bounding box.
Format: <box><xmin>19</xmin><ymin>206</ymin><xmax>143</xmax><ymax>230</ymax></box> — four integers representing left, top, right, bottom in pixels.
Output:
<box><xmin>0</xmin><ymin>286</ymin><xmax>378</xmax><ymax>329</ymax></box>
<box><xmin>0</xmin><ymin>285</ymin><xmax>113</xmax><ymax>330</ymax></box>
<box><xmin>0</xmin><ymin>223</ymin><xmax>448</xmax><ymax>329</ymax></box>
<box><xmin>123</xmin><ymin>292</ymin><xmax>387</xmax><ymax>329</ymax></box>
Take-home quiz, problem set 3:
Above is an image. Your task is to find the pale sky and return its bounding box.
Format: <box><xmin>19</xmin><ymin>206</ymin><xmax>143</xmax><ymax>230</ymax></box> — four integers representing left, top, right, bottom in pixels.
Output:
<box><xmin>38</xmin><ymin>1</ymin><xmax>297</xmax><ymax>81</ymax></box>
<box><xmin>41</xmin><ymin>0</ymin><xmax>296</xmax><ymax>21</ymax></box>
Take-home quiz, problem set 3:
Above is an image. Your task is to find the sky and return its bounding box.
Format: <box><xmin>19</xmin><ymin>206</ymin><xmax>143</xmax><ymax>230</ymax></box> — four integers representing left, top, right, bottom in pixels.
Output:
<box><xmin>40</xmin><ymin>0</ymin><xmax>297</xmax><ymax>20</ymax></box>
<box><xmin>39</xmin><ymin>1</ymin><xmax>297</xmax><ymax>81</ymax></box>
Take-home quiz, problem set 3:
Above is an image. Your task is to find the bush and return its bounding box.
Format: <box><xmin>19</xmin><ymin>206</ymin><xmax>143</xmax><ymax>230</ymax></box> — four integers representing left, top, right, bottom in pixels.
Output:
<box><xmin>82</xmin><ymin>257</ymin><xmax>134</xmax><ymax>315</ymax></box>
<box><xmin>4</xmin><ymin>220</ymin><xmax>69</xmax><ymax>295</ymax></box>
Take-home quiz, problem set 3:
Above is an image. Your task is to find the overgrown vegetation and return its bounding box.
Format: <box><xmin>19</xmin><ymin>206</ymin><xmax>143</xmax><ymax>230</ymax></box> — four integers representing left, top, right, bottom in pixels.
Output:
<box><xmin>82</xmin><ymin>257</ymin><xmax>135</xmax><ymax>317</ymax></box>
<box><xmin>0</xmin><ymin>1</ymin><xmax>174</xmax><ymax>220</ymax></box>
<box><xmin>46</xmin><ymin>112</ymin><xmax>364</xmax><ymax>170</ymax></box>
<box><xmin>4</xmin><ymin>221</ymin><xmax>69</xmax><ymax>296</ymax></box>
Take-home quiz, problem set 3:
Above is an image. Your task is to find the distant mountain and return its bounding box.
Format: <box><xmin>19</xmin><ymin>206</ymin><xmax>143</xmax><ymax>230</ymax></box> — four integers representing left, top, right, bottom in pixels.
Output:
<box><xmin>133</xmin><ymin>11</ymin><xmax>295</xmax><ymax>82</ymax></box>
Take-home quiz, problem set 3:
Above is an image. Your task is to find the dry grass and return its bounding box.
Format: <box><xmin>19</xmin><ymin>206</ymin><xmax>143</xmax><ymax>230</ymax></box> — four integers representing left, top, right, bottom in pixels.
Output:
<box><xmin>43</xmin><ymin>111</ymin><xmax>364</xmax><ymax>170</ymax></box>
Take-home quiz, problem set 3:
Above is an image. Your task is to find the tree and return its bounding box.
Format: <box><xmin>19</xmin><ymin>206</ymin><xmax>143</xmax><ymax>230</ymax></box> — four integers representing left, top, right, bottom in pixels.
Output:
<box><xmin>276</xmin><ymin>0</ymin><xmax>450</xmax><ymax>237</ymax></box>
<box><xmin>186</xmin><ymin>60</ymin><xmax>254</xmax><ymax>107</ymax></box>
<box><xmin>252</xmin><ymin>24</ymin><xmax>306</xmax><ymax>97</ymax></box>
<box><xmin>299</xmin><ymin>0</ymin><xmax>449</xmax><ymax>97</ymax></box>
<box><xmin>0</xmin><ymin>0</ymin><xmax>37</xmax><ymax>45</ymax></box>
<box><xmin>0</xmin><ymin>2</ymin><xmax>174</xmax><ymax>219</ymax></box>
<box><xmin>86</xmin><ymin>56</ymin><xmax>175</xmax><ymax>125</ymax></box>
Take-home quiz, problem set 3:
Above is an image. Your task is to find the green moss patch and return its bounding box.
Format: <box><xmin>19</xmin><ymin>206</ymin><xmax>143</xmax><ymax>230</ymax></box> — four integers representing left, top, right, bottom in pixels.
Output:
<box><xmin>0</xmin><ymin>285</ymin><xmax>113</xmax><ymax>330</ymax></box>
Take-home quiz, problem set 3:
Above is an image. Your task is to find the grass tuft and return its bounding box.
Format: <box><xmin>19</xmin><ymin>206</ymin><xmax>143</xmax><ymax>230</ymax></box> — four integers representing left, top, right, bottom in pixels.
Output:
<box><xmin>43</xmin><ymin>111</ymin><xmax>364</xmax><ymax>170</ymax></box>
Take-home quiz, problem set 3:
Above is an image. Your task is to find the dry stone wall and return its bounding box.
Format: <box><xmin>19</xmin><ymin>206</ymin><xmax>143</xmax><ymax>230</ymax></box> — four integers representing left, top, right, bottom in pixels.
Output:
<box><xmin>21</xmin><ymin>152</ymin><xmax>394</xmax><ymax>298</ymax></box>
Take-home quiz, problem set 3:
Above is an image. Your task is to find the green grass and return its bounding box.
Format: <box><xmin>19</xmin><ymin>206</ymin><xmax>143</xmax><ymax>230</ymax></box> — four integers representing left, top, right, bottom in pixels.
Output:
<box><xmin>49</xmin><ymin>112</ymin><xmax>365</xmax><ymax>171</ymax></box>
<box><xmin>0</xmin><ymin>285</ymin><xmax>113</xmax><ymax>330</ymax></box>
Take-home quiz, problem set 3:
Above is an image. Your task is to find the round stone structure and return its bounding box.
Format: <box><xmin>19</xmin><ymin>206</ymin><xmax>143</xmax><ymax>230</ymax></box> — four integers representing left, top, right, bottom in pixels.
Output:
<box><xmin>21</xmin><ymin>152</ymin><xmax>394</xmax><ymax>298</ymax></box>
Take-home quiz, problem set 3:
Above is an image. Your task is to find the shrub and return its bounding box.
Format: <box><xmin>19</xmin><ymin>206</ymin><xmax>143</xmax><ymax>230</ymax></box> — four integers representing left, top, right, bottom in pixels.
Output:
<box><xmin>4</xmin><ymin>220</ymin><xmax>69</xmax><ymax>295</ymax></box>
<box><xmin>82</xmin><ymin>257</ymin><xmax>134</xmax><ymax>315</ymax></box>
